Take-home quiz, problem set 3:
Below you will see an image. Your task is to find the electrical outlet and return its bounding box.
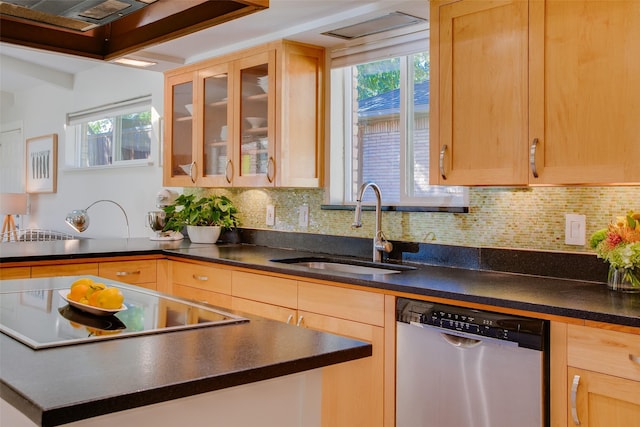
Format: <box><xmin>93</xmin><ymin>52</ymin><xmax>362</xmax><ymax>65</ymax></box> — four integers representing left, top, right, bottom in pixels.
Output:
<box><xmin>266</xmin><ymin>204</ymin><xmax>275</xmax><ymax>226</ymax></box>
<box><xmin>565</xmin><ymin>214</ymin><xmax>586</xmax><ymax>245</ymax></box>
<box><xmin>299</xmin><ymin>205</ymin><xmax>309</xmax><ymax>228</ymax></box>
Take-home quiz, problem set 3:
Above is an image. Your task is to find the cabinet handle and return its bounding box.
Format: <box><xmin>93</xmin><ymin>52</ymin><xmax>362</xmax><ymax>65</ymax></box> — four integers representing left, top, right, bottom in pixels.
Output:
<box><xmin>286</xmin><ymin>314</ymin><xmax>294</xmax><ymax>324</ymax></box>
<box><xmin>570</xmin><ymin>374</ymin><xmax>581</xmax><ymax>425</ymax></box>
<box><xmin>192</xmin><ymin>274</ymin><xmax>209</xmax><ymax>281</ymax></box>
<box><xmin>267</xmin><ymin>156</ymin><xmax>275</xmax><ymax>183</ymax></box>
<box><xmin>189</xmin><ymin>161</ymin><xmax>196</xmax><ymax>183</ymax></box>
<box><xmin>630</xmin><ymin>354</ymin><xmax>640</xmax><ymax>364</ymax></box>
<box><xmin>225</xmin><ymin>160</ymin><xmax>233</xmax><ymax>184</ymax></box>
<box><xmin>439</xmin><ymin>145</ymin><xmax>448</xmax><ymax>180</ymax></box>
<box><xmin>529</xmin><ymin>138</ymin><xmax>539</xmax><ymax>178</ymax></box>
<box><xmin>116</xmin><ymin>270</ymin><xmax>140</xmax><ymax>276</ymax></box>
<box><xmin>296</xmin><ymin>315</ymin><xmax>304</xmax><ymax>327</ymax></box>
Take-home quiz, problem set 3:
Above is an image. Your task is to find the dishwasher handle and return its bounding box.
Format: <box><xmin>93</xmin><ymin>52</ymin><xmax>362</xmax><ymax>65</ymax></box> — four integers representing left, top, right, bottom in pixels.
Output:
<box><xmin>408</xmin><ymin>322</ymin><xmax>519</xmax><ymax>348</ymax></box>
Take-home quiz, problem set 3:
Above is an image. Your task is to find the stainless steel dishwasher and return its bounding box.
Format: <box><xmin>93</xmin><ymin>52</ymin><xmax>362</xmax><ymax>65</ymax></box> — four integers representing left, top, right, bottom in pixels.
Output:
<box><xmin>396</xmin><ymin>297</ymin><xmax>549</xmax><ymax>427</ymax></box>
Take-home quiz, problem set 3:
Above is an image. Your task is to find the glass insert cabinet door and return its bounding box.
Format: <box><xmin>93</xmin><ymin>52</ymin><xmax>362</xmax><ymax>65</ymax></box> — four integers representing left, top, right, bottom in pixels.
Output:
<box><xmin>166</xmin><ymin>74</ymin><xmax>195</xmax><ymax>184</ymax></box>
<box><xmin>202</xmin><ymin>64</ymin><xmax>232</xmax><ymax>185</ymax></box>
<box><xmin>236</xmin><ymin>50</ymin><xmax>274</xmax><ymax>186</ymax></box>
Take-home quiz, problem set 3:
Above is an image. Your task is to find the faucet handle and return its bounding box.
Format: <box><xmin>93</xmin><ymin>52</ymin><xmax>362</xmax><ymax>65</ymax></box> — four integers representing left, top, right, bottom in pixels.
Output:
<box><xmin>375</xmin><ymin>231</ymin><xmax>393</xmax><ymax>254</ymax></box>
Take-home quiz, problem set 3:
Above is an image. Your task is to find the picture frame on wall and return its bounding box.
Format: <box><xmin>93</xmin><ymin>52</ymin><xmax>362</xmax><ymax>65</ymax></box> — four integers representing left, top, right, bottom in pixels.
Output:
<box><xmin>26</xmin><ymin>134</ymin><xmax>57</xmax><ymax>194</ymax></box>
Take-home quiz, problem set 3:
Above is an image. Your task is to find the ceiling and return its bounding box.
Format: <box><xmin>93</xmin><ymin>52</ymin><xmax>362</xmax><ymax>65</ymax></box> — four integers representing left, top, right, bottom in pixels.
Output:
<box><xmin>0</xmin><ymin>0</ymin><xmax>428</xmax><ymax>98</ymax></box>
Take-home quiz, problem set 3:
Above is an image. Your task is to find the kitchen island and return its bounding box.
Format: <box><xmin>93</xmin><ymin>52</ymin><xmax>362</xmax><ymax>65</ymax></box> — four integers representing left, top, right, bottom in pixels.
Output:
<box><xmin>0</xmin><ymin>276</ymin><xmax>371</xmax><ymax>427</ymax></box>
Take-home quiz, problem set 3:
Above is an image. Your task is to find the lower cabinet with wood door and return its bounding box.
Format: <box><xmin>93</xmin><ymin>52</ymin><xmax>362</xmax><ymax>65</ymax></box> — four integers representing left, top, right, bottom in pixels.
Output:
<box><xmin>223</xmin><ymin>268</ymin><xmax>387</xmax><ymax>426</ymax></box>
<box><xmin>565</xmin><ymin>324</ymin><xmax>640</xmax><ymax>427</ymax></box>
<box><xmin>298</xmin><ymin>281</ymin><xmax>385</xmax><ymax>427</ymax></box>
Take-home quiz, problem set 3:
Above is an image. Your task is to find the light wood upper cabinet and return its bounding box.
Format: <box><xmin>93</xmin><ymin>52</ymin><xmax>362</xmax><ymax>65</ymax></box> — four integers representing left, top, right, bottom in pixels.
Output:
<box><xmin>529</xmin><ymin>0</ymin><xmax>640</xmax><ymax>184</ymax></box>
<box><xmin>430</xmin><ymin>0</ymin><xmax>640</xmax><ymax>186</ymax></box>
<box><xmin>164</xmin><ymin>70</ymin><xmax>197</xmax><ymax>186</ymax></box>
<box><xmin>430</xmin><ymin>0</ymin><xmax>529</xmax><ymax>185</ymax></box>
<box><xmin>164</xmin><ymin>40</ymin><xmax>325</xmax><ymax>188</ymax></box>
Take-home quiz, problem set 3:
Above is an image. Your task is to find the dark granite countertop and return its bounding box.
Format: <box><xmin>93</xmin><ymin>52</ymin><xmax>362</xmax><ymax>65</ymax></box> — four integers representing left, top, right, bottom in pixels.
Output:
<box><xmin>0</xmin><ymin>276</ymin><xmax>371</xmax><ymax>427</ymax></box>
<box><xmin>1</xmin><ymin>237</ymin><xmax>638</xmax><ymax>328</ymax></box>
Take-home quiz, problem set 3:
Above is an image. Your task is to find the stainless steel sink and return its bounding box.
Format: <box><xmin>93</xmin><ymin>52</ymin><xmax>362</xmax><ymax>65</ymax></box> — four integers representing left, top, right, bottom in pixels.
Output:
<box><xmin>271</xmin><ymin>257</ymin><xmax>416</xmax><ymax>275</ymax></box>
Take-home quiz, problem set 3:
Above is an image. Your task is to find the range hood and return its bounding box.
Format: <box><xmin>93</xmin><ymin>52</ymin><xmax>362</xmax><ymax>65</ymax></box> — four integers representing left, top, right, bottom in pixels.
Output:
<box><xmin>0</xmin><ymin>0</ymin><xmax>268</xmax><ymax>61</ymax></box>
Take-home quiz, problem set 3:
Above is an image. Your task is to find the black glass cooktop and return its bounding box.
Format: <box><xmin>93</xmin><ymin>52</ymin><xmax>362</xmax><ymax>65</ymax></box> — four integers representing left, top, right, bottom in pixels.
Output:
<box><xmin>0</xmin><ymin>280</ymin><xmax>248</xmax><ymax>350</ymax></box>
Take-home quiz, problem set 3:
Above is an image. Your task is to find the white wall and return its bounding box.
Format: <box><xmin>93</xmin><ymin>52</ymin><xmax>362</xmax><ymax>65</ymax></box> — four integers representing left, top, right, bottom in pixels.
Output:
<box><xmin>1</xmin><ymin>63</ymin><xmax>167</xmax><ymax>239</ymax></box>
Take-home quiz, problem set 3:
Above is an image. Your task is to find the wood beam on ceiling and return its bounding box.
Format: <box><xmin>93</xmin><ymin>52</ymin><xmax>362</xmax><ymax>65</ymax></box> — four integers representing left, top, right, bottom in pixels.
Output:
<box><xmin>0</xmin><ymin>0</ymin><xmax>268</xmax><ymax>61</ymax></box>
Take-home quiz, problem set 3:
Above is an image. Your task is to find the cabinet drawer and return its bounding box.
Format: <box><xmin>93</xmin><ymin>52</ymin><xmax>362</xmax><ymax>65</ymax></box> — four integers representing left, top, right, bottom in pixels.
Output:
<box><xmin>173</xmin><ymin>284</ymin><xmax>232</xmax><ymax>309</ymax></box>
<box><xmin>568</xmin><ymin>324</ymin><xmax>640</xmax><ymax>381</ymax></box>
<box><xmin>31</xmin><ymin>263</ymin><xmax>99</xmax><ymax>277</ymax></box>
<box><xmin>231</xmin><ymin>297</ymin><xmax>297</xmax><ymax>324</ymax></box>
<box><xmin>0</xmin><ymin>266</ymin><xmax>30</xmax><ymax>279</ymax></box>
<box><xmin>99</xmin><ymin>260</ymin><xmax>157</xmax><ymax>285</ymax></box>
<box><xmin>232</xmin><ymin>271</ymin><xmax>297</xmax><ymax>308</ymax></box>
<box><xmin>298</xmin><ymin>281</ymin><xmax>384</xmax><ymax>327</ymax></box>
<box><xmin>171</xmin><ymin>262</ymin><xmax>232</xmax><ymax>295</ymax></box>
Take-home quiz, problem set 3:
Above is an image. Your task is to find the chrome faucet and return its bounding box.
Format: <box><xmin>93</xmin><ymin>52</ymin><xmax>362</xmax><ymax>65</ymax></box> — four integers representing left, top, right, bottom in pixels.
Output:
<box><xmin>352</xmin><ymin>182</ymin><xmax>393</xmax><ymax>262</ymax></box>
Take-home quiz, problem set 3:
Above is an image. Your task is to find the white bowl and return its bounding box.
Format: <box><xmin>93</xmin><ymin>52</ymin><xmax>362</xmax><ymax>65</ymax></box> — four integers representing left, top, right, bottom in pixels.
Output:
<box><xmin>257</xmin><ymin>79</ymin><xmax>268</xmax><ymax>93</ymax></box>
<box><xmin>246</xmin><ymin>117</ymin><xmax>267</xmax><ymax>128</ymax></box>
<box><xmin>185</xmin><ymin>104</ymin><xmax>193</xmax><ymax>115</ymax></box>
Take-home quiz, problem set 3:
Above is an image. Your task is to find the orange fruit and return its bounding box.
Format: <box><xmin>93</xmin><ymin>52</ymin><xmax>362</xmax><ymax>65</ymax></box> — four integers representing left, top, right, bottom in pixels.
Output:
<box><xmin>96</xmin><ymin>287</ymin><xmax>124</xmax><ymax>309</ymax></box>
<box><xmin>71</xmin><ymin>277</ymin><xmax>94</xmax><ymax>289</ymax></box>
<box><xmin>88</xmin><ymin>289</ymin><xmax>103</xmax><ymax>307</ymax></box>
<box><xmin>85</xmin><ymin>283</ymin><xmax>105</xmax><ymax>299</ymax></box>
<box><xmin>67</xmin><ymin>283</ymin><xmax>89</xmax><ymax>302</ymax></box>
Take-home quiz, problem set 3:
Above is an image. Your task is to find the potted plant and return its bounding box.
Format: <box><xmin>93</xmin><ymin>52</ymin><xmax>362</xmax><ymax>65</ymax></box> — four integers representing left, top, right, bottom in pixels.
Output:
<box><xmin>162</xmin><ymin>194</ymin><xmax>240</xmax><ymax>244</ymax></box>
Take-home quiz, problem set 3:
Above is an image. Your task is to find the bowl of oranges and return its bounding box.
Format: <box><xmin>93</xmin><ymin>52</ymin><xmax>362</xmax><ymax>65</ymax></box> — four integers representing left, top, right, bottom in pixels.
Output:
<box><xmin>60</xmin><ymin>277</ymin><xmax>127</xmax><ymax>316</ymax></box>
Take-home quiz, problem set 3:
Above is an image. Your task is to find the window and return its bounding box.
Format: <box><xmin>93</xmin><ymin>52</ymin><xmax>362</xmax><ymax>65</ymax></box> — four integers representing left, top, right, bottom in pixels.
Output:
<box><xmin>66</xmin><ymin>96</ymin><xmax>154</xmax><ymax>168</ymax></box>
<box><xmin>329</xmin><ymin>30</ymin><xmax>467</xmax><ymax>207</ymax></box>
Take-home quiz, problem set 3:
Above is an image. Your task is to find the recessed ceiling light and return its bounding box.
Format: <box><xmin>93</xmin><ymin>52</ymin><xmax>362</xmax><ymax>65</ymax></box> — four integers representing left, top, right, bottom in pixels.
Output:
<box><xmin>323</xmin><ymin>11</ymin><xmax>427</xmax><ymax>40</ymax></box>
<box><xmin>112</xmin><ymin>57</ymin><xmax>157</xmax><ymax>68</ymax></box>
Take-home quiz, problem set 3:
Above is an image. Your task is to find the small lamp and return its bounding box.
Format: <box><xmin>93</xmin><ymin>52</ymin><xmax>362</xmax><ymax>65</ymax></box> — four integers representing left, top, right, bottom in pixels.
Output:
<box><xmin>65</xmin><ymin>200</ymin><xmax>130</xmax><ymax>238</ymax></box>
<box><xmin>1</xmin><ymin>193</ymin><xmax>28</xmax><ymax>242</ymax></box>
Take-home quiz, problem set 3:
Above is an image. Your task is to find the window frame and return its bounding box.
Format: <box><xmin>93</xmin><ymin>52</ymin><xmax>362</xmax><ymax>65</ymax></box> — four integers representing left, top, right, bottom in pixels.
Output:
<box><xmin>327</xmin><ymin>29</ymin><xmax>468</xmax><ymax>209</ymax></box>
<box><xmin>65</xmin><ymin>95</ymin><xmax>157</xmax><ymax>170</ymax></box>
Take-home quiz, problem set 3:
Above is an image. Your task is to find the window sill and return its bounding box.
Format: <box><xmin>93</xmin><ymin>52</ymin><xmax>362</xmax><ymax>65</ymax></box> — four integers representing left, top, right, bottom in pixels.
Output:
<box><xmin>320</xmin><ymin>204</ymin><xmax>469</xmax><ymax>213</ymax></box>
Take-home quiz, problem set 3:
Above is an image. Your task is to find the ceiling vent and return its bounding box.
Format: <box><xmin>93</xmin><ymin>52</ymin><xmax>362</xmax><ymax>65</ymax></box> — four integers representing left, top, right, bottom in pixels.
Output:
<box><xmin>323</xmin><ymin>11</ymin><xmax>427</xmax><ymax>40</ymax></box>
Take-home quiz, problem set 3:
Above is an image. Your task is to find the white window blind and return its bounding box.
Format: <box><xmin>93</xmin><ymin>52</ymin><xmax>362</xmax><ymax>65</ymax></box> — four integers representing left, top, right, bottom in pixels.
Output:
<box><xmin>67</xmin><ymin>95</ymin><xmax>152</xmax><ymax>125</ymax></box>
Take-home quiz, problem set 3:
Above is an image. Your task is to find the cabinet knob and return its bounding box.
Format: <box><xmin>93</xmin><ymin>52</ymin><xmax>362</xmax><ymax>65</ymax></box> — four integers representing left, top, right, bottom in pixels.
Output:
<box><xmin>296</xmin><ymin>315</ymin><xmax>304</xmax><ymax>327</ymax></box>
<box><xmin>439</xmin><ymin>145</ymin><xmax>448</xmax><ymax>180</ymax></box>
<box><xmin>630</xmin><ymin>353</ymin><xmax>640</xmax><ymax>365</ymax></box>
<box><xmin>192</xmin><ymin>274</ymin><xmax>209</xmax><ymax>281</ymax></box>
<box><xmin>529</xmin><ymin>138</ymin><xmax>539</xmax><ymax>178</ymax></box>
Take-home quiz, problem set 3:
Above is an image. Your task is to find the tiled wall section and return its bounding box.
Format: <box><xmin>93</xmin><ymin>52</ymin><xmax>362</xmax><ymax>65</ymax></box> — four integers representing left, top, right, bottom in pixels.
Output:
<box><xmin>190</xmin><ymin>186</ymin><xmax>639</xmax><ymax>253</ymax></box>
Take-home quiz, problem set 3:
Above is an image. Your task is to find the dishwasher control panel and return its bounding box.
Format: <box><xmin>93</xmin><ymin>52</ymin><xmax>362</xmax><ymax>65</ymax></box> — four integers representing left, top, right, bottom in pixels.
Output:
<box><xmin>396</xmin><ymin>298</ymin><xmax>546</xmax><ymax>350</ymax></box>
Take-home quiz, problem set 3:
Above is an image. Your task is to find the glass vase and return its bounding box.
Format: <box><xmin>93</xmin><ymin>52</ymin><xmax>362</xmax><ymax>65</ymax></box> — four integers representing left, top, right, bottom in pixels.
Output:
<box><xmin>607</xmin><ymin>265</ymin><xmax>640</xmax><ymax>293</ymax></box>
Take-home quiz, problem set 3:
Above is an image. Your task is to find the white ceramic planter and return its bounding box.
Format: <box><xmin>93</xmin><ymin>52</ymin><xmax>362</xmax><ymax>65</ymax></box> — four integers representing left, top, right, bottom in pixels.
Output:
<box><xmin>186</xmin><ymin>225</ymin><xmax>222</xmax><ymax>244</ymax></box>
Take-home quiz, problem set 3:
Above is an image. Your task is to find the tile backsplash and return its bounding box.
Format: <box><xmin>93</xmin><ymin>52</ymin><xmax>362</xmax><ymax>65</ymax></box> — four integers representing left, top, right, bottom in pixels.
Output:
<box><xmin>191</xmin><ymin>186</ymin><xmax>639</xmax><ymax>253</ymax></box>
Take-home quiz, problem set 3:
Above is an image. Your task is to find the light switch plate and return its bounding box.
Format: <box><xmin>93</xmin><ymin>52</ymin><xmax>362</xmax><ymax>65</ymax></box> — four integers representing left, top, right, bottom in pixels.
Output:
<box><xmin>565</xmin><ymin>214</ymin><xmax>586</xmax><ymax>245</ymax></box>
<box><xmin>266</xmin><ymin>204</ymin><xmax>275</xmax><ymax>226</ymax></box>
<box><xmin>299</xmin><ymin>205</ymin><xmax>309</xmax><ymax>228</ymax></box>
